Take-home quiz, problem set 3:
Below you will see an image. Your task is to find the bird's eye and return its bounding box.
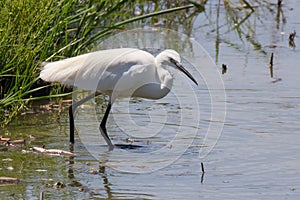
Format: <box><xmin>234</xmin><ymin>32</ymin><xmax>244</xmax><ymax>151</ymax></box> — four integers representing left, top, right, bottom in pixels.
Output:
<box><xmin>169</xmin><ymin>57</ymin><xmax>175</xmax><ymax>63</ymax></box>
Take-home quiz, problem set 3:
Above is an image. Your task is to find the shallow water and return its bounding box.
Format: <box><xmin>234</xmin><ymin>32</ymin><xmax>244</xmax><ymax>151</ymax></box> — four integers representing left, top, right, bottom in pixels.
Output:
<box><xmin>1</xmin><ymin>1</ymin><xmax>300</xmax><ymax>199</ymax></box>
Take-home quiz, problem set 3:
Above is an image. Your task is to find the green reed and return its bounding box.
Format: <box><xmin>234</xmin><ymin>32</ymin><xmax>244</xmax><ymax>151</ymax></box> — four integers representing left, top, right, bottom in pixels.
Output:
<box><xmin>0</xmin><ymin>0</ymin><xmax>197</xmax><ymax>125</ymax></box>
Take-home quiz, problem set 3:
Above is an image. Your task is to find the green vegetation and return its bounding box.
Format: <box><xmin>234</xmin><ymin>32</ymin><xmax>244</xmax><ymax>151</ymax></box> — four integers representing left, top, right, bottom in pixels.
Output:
<box><xmin>0</xmin><ymin>0</ymin><xmax>197</xmax><ymax>125</ymax></box>
<box><xmin>0</xmin><ymin>0</ymin><xmax>265</xmax><ymax>125</ymax></box>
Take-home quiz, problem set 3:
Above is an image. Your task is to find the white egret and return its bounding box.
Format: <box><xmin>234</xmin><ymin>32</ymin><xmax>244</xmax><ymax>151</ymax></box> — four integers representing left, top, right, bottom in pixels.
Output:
<box><xmin>40</xmin><ymin>48</ymin><xmax>198</xmax><ymax>150</ymax></box>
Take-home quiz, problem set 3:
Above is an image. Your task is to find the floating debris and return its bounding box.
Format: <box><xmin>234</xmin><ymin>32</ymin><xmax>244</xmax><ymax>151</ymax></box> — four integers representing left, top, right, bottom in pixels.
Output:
<box><xmin>53</xmin><ymin>181</ymin><xmax>66</xmax><ymax>189</ymax></box>
<box><xmin>2</xmin><ymin>158</ymin><xmax>13</xmax><ymax>162</ymax></box>
<box><xmin>35</xmin><ymin>169</ymin><xmax>48</xmax><ymax>172</ymax></box>
<box><xmin>29</xmin><ymin>135</ymin><xmax>36</xmax><ymax>142</ymax></box>
<box><xmin>289</xmin><ymin>30</ymin><xmax>296</xmax><ymax>41</ymax></box>
<box><xmin>7</xmin><ymin>166</ymin><xmax>14</xmax><ymax>171</ymax></box>
<box><xmin>32</xmin><ymin>147</ymin><xmax>76</xmax><ymax>157</ymax></box>
<box><xmin>0</xmin><ymin>177</ymin><xmax>20</xmax><ymax>185</ymax></box>
<box><xmin>0</xmin><ymin>137</ymin><xmax>10</xmax><ymax>143</ymax></box>
<box><xmin>99</xmin><ymin>163</ymin><xmax>119</xmax><ymax>168</ymax></box>
<box><xmin>1</xmin><ymin>136</ymin><xmax>26</xmax><ymax>150</ymax></box>
<box><xmin>289</xmin><ymin>30</ymin><xmax>296</xmax><ymax>48</ymax></box>
<box><xmin>271</xmin><ymin>77</ymin><xmax>282</xmax><ymax>83</ymax></box>
<box><xmin>88</xmin><ymin>168</ymin><xmax>98</xmax><ymax>174</ymax></box>
<box><xmin>8</xmin><ymin>139</ymin><xmax>26</xmax><ymax>145</ymax></box>
<box><xmin>21</xmin><ymin>149</ymin><xmax>31</xmax><ymax>154</ymax></box>
<box><xmin>222</xmin><ymin>64</ymin><xmax>227</xmax><ymax>74</ymax></box>
<box><xmin>125</xmin><ymin>138</ymin><xmax>135</xmax><ymax>143</ymax></box>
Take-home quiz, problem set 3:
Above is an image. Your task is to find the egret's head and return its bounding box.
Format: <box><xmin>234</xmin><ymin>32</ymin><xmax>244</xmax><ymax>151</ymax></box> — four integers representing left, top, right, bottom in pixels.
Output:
<box><xmin>156</xmin><ymin>49</ymin><xmax>198</xmax><ymax>85</ymax></box>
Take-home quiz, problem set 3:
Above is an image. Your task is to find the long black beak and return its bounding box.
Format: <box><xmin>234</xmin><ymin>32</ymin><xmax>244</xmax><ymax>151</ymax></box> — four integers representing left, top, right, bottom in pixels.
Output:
<box><xmin>170</xmin><ymin>58</ymin><xmax>198</xmax><ymax>85</ymax></box>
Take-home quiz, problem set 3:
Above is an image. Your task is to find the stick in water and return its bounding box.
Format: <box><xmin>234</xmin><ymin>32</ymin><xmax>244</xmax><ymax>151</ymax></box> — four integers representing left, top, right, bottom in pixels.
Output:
<box><xmin>269</xmin><ymin>53</ymin><xmax>274</xmax><ymax>78</ymax></box>
<box><xmin>201</xmin><ymin>162</ymin><xmax>205</xmax><ymax>173</ymax></box>
<box><xmin>201</xmin><ymin>162</ymin><xmax>205</xmax><ymax>183</ymax></box>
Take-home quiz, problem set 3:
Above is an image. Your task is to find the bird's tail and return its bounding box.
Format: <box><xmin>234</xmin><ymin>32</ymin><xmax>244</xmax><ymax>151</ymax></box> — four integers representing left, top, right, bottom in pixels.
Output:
<box><xmin>39</xmin><ymin>54</ymin><xmax>88</xmax><ymax>86</ymax></box>
<box><xmin>40</xmin><ymin>62</ymin><xmax>49</xmax><ymax>68</ymax></box>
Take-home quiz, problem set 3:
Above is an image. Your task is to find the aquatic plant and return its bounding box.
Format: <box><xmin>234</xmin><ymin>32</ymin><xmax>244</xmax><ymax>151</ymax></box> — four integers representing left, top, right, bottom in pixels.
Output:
<box><xmin>0</xmin><ymin>0</ymin><xmax>198</xmax><ymax>125</ymax></box>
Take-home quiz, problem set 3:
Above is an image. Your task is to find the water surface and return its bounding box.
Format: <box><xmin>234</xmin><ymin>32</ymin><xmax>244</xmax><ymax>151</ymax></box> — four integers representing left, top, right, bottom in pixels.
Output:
<box><xmin>1</xmin><ymin>1</ymin><xmax>300</xmax><ymax>199</ymax></box>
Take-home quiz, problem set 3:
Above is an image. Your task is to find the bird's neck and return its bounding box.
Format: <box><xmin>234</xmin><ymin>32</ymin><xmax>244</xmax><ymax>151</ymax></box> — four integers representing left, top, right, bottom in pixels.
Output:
<box><xmin>156</xmin><ymin>67</ymin><xmax>173</xmax><ymax>91</ymax></box>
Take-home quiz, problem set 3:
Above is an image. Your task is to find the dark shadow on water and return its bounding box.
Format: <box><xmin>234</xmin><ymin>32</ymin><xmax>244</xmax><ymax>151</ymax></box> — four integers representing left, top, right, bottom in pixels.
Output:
<box><xmin>113</xmin><ymin>142</ymin><xmax>166</xmax><ymax>153</ymax></box>
<box><xmin>114</xmin><ymin>144</ymin><xmax>144</xmax><ymax>150</ymax></box>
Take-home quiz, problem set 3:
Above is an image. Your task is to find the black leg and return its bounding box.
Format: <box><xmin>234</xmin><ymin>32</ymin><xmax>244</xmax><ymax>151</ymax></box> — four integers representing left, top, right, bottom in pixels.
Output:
<box><xmin>69</xmin><ymin>105</ymin><xmax>75</xmax><ymax>144</ymax></box>
<box><xmin>99</xmin><ymin>102</ymin><xmax>114</xmax><ymax>150</ymax></box>
<box><xmin>69</xmin><ymin>93</ymin><xmax>99</xmax><ymax>144</ymax></box>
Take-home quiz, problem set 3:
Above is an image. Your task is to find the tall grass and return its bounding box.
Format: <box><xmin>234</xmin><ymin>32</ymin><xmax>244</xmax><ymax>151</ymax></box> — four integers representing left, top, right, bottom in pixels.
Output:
<box><xmin>0</xmin><ymin>0</ymin><xmax>198</xmax><ymax>125</ymax></box>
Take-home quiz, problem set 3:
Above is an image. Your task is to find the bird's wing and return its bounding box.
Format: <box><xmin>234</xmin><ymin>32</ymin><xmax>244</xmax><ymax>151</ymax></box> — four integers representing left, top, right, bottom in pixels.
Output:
<box><xmin>39</xmin><ymin>48</ymin><xmax>156</xmax><ymax>91</ymax></box>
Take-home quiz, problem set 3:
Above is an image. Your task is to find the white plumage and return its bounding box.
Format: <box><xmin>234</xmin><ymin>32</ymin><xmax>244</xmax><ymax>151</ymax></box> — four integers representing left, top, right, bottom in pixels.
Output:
<box><xmin>39</xmin><ymin>48</ymin><xmax>198</xmax><ymax>148</ymax></box>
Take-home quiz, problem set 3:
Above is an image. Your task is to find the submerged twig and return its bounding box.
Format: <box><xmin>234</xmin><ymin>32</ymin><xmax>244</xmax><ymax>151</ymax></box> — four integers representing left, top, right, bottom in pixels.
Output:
<box><xmin>200</xmin><ymin>162</ymin><xmax>205</xmax><ymax>183</ymax></box>
<box><xmin>201</xmin><ymin>162</ymin><xmax>205</xmax><ymax>173</ymax></box>
<box><xmin>222</xmin><ymin>64</ymin><xmax>227</xmax><ymax>74</ymax></box>
<box><xmin>269</xmin><ymin>53</ymin><xmax>282</xmax><ymax>83</ymax></box>
<box><xmin>269</xmin><ymin>53</ymin><xmax>274</xmax><ymax>78</ymax></box>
